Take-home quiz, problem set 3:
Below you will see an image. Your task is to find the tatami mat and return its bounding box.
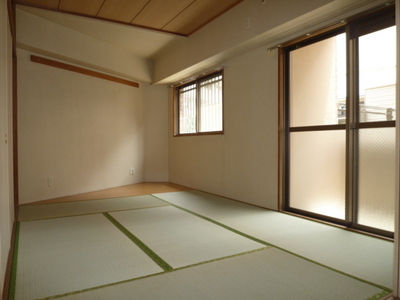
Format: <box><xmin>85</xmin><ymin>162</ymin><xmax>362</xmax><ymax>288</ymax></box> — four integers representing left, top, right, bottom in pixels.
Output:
<box><xmin>220</xmin><ymin>210</ymin><xmax>394</xmax><ymax>289</ymax></box>
<box><xmin>18</xmin><ymin>195</ymin><xmax>169</xmax><ymax>221</ymax></box>
<box><xmin>154</xmin><ymin>190</ymin><xmax>394</xmax><ymax>289</ymax></box>
<box><xmin>13</xmin><ymin>214</ymin><xmax>163</xmax><ymax>300</ymax></box>
<box><xmin>153</xmin><ymin>190</ymin><xmax>264</xmax><ymax>219</ymax></box>
<box><xmin>57</xmin><ymin>248</ymin><xmax>388</xmax><ymax>300</ymax></box>
<box><xmin>110</xmin><ymin>206</ymin><xmax>266</xmax><ymax>268</ymax></box>
<box><xmin>12</xmin><ymin>190</ymin><xmax>394</xmax><ymax>299</ymax></box>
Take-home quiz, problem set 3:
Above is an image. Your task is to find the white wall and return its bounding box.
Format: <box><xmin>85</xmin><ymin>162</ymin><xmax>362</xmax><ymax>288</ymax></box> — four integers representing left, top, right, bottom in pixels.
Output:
<box><xmin>16</xmin><ymin>9</ymin><xmax>170</xmax><ymax>204</ymax></box>
<box><xmin>153</xmin><ymin>0</ymin><xmax>332</xmax><ymax>84</ymax></box>
<box><xmin>16</xmin><ymin>8</ymin><xmax>152</xmax><ymax>83</ymax></box>
<box><xmin>169</xmin><ymin>46</ymin><xmax>278</xmax><ymax>209</ymax></box>
<box><xmin>0</xmin><ymin>0</ymin><xmax>14</xmax><ymax>294</ymax></box>
<box><xmin>17</xmin><ymin>49</ymin><xmax>147</xmax><ymax>204</ymax></box>
<box><xmin>153</xmin><ymin>0</ymin><xmax>391</xmax><ymax>85</ymax></box>
<box><xmin>144</xmin><ymin>84</ymin><xmax>169</xmax><ymax>182</ymax></box>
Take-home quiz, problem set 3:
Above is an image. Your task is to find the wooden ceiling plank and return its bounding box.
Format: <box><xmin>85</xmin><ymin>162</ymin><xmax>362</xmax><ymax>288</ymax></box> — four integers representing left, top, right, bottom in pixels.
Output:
<box><xmin>14</xmin><ymin>0</ymin><xmax>59</xmax><ymax>9</ymax></box>
<box><xmin>132</xmin><ymin>0</ymin><xmax>194</xmax><ymax>29</ymax></box>
<box><xmin>97</xmin><ymin>0</ymin><xmax>149</xmax><ymax>23</ymax></box>
<box><xmin>15</xmin><ymin>0</ymin><xmax>243</xmax><ymax>36</ymax></box>
<box><xmin>163</xmin><ymin>0</ymin><xmax>243</xmax><ymax>35</ymax></box>
<box><xmin>59</xmin><ymin>0</ymin><xmax>104</xmax><ymax>16</ymax></box>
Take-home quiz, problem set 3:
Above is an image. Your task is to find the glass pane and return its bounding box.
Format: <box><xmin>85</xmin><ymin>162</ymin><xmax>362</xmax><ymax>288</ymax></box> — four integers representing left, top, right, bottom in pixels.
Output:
<box><xmin>179</xmin><ymin>83</ymin><xmax>197</xmax><ymax>134</ymax></box>
<box><xmin>199</xmin><ymin>75</ymin><xmax>223</xmax><ymax>132</ymax></box>
<box><xmin>356</xmin><ymin>128</ymin><xmax>395</xmax><ymax>232</ymax></box>
<box><xmin>290</xmin><ymin>130</ymin><xmax>346</xmax><ymax>219</ymax></box>
<box><xmin>290</xmin><ymin>33</ymin><xmax>346</xmax><ymax>127</ymax></box>
<box><xmin>359</xmin><ymin>26</ymin><xmax>396</xmax><ymax>122</ymax></box>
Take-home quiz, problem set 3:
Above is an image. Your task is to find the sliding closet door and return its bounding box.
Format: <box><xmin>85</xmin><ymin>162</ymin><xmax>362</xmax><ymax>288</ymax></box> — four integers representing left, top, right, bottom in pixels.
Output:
<box><xmin>284</xmin><ymin>7</ymin><xmax>396</xmax><ymax>237</ymax></box>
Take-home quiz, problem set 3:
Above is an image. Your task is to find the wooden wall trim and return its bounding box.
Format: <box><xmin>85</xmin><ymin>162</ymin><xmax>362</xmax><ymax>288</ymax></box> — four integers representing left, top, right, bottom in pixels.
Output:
<box><xmin>393</xmin><ymin>0</ymin><xmax>400</xmax><ymax>297</ymax></box>
<box><xmin>8</xmin><ymin>0</ymin><xmax>19</xmax><ymax>213</ymax></box>
<box><xmin>10</xmin><ymin>0</ymin><xmax>19</xmax><ymax>213</ymax></box>
<box><xmin>7</xmin><ymin>0</ymin><xmax>15</xmax><ymax>39</ymax></box>
<box><xmin>30</xmin><ymin>55</ymin><xmax>140</xmax><ymax>88</ymax></box>
<box><xmin>2</xmin><ymin>221</ymin><xmax>18</xmax><ymax>300</ymax></box>
<box><xmin>277</xmin><ymin>47</ymin><xmax>285</xmax><ymax>212</ymax></box>
<box><xmin>3</xmin><ymin>1</ymin><xmax>19</xmax><ymax>299</ymax></box>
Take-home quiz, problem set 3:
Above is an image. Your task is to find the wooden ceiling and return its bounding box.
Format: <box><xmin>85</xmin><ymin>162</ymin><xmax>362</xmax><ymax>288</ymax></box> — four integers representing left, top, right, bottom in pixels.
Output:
<box><xmin>14</xmin><ymin>0</ymin><xmax>243</xmax><ymax>36</ymax></box>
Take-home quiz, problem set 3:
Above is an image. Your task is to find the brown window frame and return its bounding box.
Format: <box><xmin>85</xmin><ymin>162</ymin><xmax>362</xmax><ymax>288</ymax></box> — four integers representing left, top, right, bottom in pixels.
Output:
<box><xmin>173</xmin><ymin>70</ymin><xmax>224</xmax><ymax>137</ymax></box>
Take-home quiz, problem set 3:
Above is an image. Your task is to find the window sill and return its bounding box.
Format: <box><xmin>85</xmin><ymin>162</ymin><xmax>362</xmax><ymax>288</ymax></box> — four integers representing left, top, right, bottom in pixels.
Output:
<box><xmin>173</xmin><ymin>131</ymin><xmax>224</xmax><ymax>137</ymax></box>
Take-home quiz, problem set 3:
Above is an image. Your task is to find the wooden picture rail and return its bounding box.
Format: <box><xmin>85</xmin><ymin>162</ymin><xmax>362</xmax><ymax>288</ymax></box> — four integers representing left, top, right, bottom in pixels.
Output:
<box><xmin>30</xmin><ymin>55</ymin><xmax>139</xmax><ymax>88</ymax></box>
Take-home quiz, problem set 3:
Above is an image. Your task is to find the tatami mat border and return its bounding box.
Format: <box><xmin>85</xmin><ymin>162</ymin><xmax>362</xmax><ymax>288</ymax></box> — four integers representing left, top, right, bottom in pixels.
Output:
<box><xmin>151</xmin><ymin>194</ymin><xmax>393</xmax><ymax>293</ymax></box>
<box><xmin>103</xmin><ymin>212</ymin><xmax>173</xmax><ymax>272</ymax></box>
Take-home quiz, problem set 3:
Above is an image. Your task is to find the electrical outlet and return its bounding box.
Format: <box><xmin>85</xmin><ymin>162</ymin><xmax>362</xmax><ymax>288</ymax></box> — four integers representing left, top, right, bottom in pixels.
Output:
<box><xmin>245</xmin><ymin>17</ymin><xmax>251</xmax><ymax>29</ymax></box>
<box><xmin>48</xmin><ymin>177</ymin><xmax>54</xmax><ymax>187</ymax></box>
<box><xmin>130</xmin><ymin>168</ymin><xmax>135</xmax><ymax>175</ymax></box>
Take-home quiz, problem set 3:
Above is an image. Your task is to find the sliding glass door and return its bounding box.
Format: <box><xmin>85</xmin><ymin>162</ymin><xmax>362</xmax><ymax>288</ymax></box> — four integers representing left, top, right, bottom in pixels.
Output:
<box><xmin>288</xmin><ymin>32</ymin><xmax>347</xmax><ymax>220</ymax></box>
<box><xmin>283</xmin><ymin>7</ymin><xmax>396</xmax><ymax>237</ymax></box>
<box><xmin>354</xmin><ymin>21</ymin><xmax>396</xmax><ymax>233</ymax></box>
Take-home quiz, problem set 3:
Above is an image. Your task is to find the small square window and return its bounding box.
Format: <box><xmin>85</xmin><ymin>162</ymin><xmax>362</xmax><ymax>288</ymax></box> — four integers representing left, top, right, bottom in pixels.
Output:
<box><xmin>174</xmin><ymin>71</ymin><xmax>224</xmax><ymax>136</ymax></box>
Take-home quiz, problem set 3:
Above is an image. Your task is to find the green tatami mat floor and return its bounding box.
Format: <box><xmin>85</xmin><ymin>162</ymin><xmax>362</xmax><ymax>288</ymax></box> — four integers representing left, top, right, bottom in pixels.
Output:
<box><xmin>13</xmin><ymin>214</ymin><xmax>164</xmax><ymax>300</ymax></box>
<box><xmin>18</xmin><ymin>195</ymin><xmax>168</xmax><ymax>221</ymax></box>
<box><xmin>11</xmin><ymin>191</ymin><xmax>393</xmax><ymax>299</ymax></box>
<box><xmin>154</xmin><ymin>190</ymin><xmax>394</xmax><ymax>289</ymax></box>
<box><xmin>109</xmin><ymin>206</ymin><xmax>264</xmax><ymax>268</ymax></box>
<box><xmin>56</xmin><ymin>248</ymin><xmax>387</xmax><ymax>300</ymax></box>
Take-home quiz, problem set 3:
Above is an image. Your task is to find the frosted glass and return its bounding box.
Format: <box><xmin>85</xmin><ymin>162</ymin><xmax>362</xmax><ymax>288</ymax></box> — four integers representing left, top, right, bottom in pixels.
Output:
<box><xmin>356</xmin><ymin>128</ymin><xmax>395</xmax><ymax>232</ymax></box>
<box><xmin>290</xmin><ymin>130</ymin><xmax>346</xmax><ymax>219</ymax></box>
<box><xmin>359</xmin><ymin>26</ymin><xmax>396</xmax><ymax>122</ymax></box>
<box><xmin>290</xmin><ymin>33</ymin><xmax>346</xmax><ymax>127</ymax></box>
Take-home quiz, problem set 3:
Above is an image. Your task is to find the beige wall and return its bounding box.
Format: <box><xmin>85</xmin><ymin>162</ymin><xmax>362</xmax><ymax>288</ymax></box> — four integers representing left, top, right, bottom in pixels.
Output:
<box><xmin>0</xmin><ymin>0</ymin><xmax>14</xmax><ymax>294</ymax></box>
<box><xmin>16</xmin><ymin>8</ymin><xmax>170</xmax><ymax>204</ymax></box>
<box><xmin>17</xmin><ymin>49</ymin><xmax>148</xmax><ymax>204</ymax></box>
<box><xmin>144</xmin><ymin>84</ymin><xmax>169</xmax><ymax>182</ymax></box>
<box><xmin>169</xmin><ymin>46</ymin><xmax>278</xmax><ymax>209</ymax></box>
<box><xmin>16</xmin><ymin>8</ymin><xmax>153</xmax><ymax>83</ymax></box>
<box><xmin>153</xmin><ymin>0</ymin><xmax>332</xmax><ymax>84</ymax></box>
